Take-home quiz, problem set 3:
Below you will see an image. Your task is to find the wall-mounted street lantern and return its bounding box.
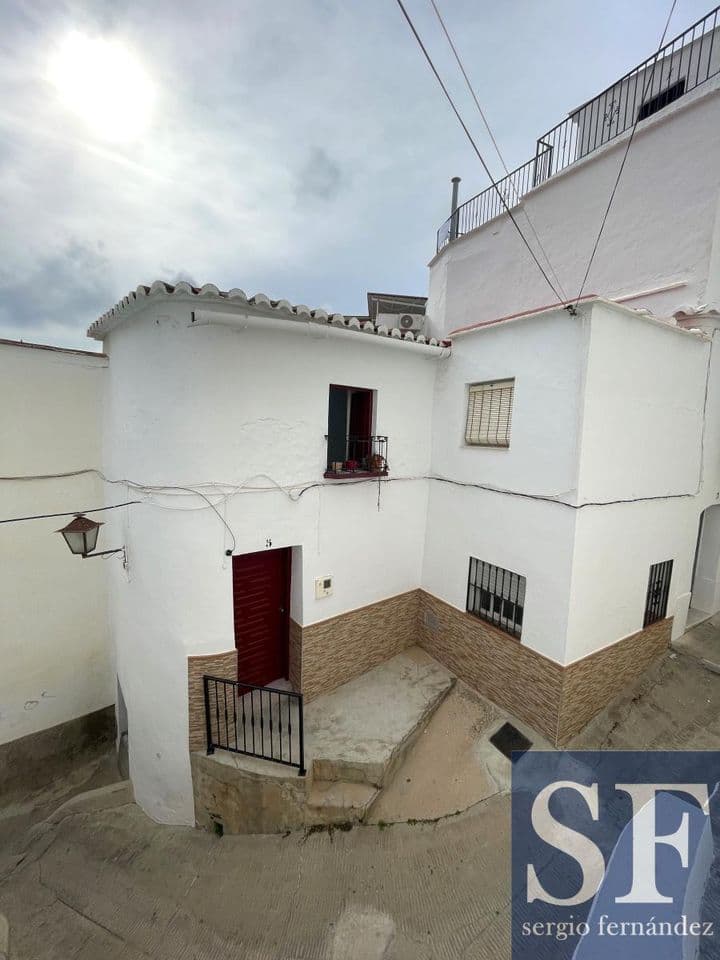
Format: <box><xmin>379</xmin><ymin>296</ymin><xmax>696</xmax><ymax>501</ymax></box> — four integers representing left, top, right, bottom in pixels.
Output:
<box><xmin>57</xmin><ymin>514</ymin><xmax>125</xmax><ymax>560</ymax></box>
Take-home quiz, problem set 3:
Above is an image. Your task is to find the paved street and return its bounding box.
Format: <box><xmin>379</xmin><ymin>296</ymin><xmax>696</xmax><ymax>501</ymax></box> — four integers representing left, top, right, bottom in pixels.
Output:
<box><xmin>2</xmin><ymin>646</ymin><xmax>720</xmax><ymax>959</ymax></box>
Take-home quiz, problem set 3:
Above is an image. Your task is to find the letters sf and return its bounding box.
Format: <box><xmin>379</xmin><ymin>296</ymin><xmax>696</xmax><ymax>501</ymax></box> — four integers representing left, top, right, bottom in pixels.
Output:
<box><xmin>527</xmin><ymin>780</ymin><xmax>711</xmax><ymax>906</ymax></box>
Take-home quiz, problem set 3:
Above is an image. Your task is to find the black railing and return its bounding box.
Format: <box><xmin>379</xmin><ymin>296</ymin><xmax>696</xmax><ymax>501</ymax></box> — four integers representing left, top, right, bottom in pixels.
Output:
<box><xmin>437</xmin><ymin>5</ymin><xmax>720</xmax><ymax>251</ymax></box>
<box><xmin>203</xmin><ymin>675</ymin><xmax>306</xmax><ymax>775</ymax></box>
<box><xmin>325</xmin><ymin>435</ymin><xmax>389</xmax><ymax>477</ymax></box>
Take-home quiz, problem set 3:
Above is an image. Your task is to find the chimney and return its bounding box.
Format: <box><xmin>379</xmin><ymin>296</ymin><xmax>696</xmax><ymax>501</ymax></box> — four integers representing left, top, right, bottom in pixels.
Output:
<box><xmin>449</xmin><ymin>176</ymin><xmax>461</xmax><ymax>241</ymax></box>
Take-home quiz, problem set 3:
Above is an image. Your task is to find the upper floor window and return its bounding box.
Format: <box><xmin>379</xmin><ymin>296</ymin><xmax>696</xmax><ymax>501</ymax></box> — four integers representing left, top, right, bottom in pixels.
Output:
<box><xmin>467</xmin><ymin>557</ymin><xmax>525</xmax><ymax>638</ymax></box>
<box><xmin>465</xmin><ymin>379</ymin><xmax>514</xmax><ymax>447</ymax></box>
<box><xmin>325</xmin><ymin>384</ymin><xmax>388</xmax><ymax>478</ymax></box>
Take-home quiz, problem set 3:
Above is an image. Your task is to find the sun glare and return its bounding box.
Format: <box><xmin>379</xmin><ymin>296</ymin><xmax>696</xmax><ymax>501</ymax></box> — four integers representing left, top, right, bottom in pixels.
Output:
<box><xmin>48</xmin><ymin>31</ymin><xmax>155</xmax><ymax>142</ymax></box>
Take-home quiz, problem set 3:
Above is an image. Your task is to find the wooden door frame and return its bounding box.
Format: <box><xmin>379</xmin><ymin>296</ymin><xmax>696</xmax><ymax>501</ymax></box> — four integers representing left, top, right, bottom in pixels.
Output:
<box><xmin>278</xmin><ymin>547</ymin><xmax>291</xmax><ymax>681</ymax></box>
<box><xmin>232</xmin><ymin>546</ymin><xmax>292</xmax><ymax>684</ymax></box>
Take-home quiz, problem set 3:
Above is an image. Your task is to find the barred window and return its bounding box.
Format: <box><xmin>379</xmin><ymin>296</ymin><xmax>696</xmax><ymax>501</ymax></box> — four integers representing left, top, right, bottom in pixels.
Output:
<box><xmin>643</xmin><ymin>560</ymin><xmax>672</xmax><ymax>627</ymax></box>
<box><xmin>467</xmin><ymin>557</ymin><xmax>525</xmax><ymax>638</ymax></box>
<box><xmin>465</xmin><ymin>379</ymin><xmax>514</xmax><ymax>447</ymax></box>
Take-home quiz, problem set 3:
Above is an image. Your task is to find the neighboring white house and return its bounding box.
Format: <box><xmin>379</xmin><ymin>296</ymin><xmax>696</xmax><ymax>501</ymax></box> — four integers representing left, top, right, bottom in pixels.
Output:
<box><xmin>3</xmin><ymin>7</ymin><xmax>720</xmax><ymax>825</ymax></box>
<box><xmin>430</xmin><ymin>16</ymin><xmax>720</xmax><ymax>331</ymax></box>
<box><xmin>0</xmin><ymin>339</ymin><xmax>114</xmax><ymax>793</ymax></box>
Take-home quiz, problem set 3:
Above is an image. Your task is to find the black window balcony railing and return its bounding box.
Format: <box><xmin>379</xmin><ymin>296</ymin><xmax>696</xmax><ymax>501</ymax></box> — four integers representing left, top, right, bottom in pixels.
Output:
<box><xmin>437</xmin><ymin>4</ymin><xmax>720</xmax><ymax>251</ymax></box>
<box><xmin>325</xmin><ymin>435</ymin><xmax>388</xmax><ymax>478</ymax></box>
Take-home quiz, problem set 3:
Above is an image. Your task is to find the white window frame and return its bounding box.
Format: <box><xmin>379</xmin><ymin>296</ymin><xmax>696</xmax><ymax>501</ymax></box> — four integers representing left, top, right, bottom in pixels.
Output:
<box><xmin>465</xmin><ymin>378</ymin><xmax>515</xmax><ymax>448</ymax></box>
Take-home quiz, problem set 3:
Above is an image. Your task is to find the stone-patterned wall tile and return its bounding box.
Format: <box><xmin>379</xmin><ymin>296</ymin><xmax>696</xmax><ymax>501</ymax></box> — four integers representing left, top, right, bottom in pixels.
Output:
<box><xmin>289</xmin><ymin>619</ymin><xmax>302</xmax><ymax>692</ymax></box>
<box><xmin>558</xmin><ymin>617</ymin><xmax>671</xmax><ymax>743</ymax></box>
<box><xmin>417</xmin><ymin>591</ymin><xmax>563</xmax><ymax>741</ymax></box>
<box><xmin>188</xmin><ymin>649</ymin><xmax>237</xmax><ymax>752</ymax></box>
<box><xmin>300</xmin><ymin>590</ymin><xmax>421</xmax><ymax>701</ymax></box>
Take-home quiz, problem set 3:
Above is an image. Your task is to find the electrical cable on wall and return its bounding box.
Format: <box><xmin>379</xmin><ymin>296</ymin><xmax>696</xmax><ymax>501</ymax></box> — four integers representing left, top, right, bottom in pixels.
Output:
<box><xmin>293</xmin><ymin>475</ymin><xmax>702</xmax><ymax>510</ymax></box>
<box><xmin>2</xmin><ymin>311</ymin><xmax>714</xmax><ymax>530</ymax></box>
<box><xmin>1</xmin><ymin>461</ymin><xmax>712</xmax><ymax>527</ymax></box>
<box><xmin>0</xmin><ymin>468</ymin><xmax>238</xmax><ymax>552</ymax></box>
<box><xmin>574</xmin><ymin>0</ymin><xmax>678</xmax><ymax>308</ymax></box>
<box><xmin>392</xmin><ymin>0</ymin><xmax>567</xmax><ymax>308</ymax></box>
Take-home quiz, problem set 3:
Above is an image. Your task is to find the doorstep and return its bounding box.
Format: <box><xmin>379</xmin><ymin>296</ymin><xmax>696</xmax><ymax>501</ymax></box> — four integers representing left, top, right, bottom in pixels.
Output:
<box><xmin>191</xmin><ymin>647</ymin><xmax>455</xmax><ymax>833</ymax></box>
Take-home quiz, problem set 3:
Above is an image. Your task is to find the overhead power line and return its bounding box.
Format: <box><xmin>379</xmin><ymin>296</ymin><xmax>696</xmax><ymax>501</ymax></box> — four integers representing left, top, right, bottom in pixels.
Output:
<box><xmin>393</xmin><ymin>0</ymin><xmax>567</xmax><ymax>307</ymax></box>
<box><xmin>0</xmin><ymin>501</ymin><xmax>140</xmax><ymax>525</ymax></box>
<box><xmin>427</xmin><ymin>0</ymin><xmax>569</xmax><ymax>303</ymax></box>
<box><xmin>574</xmin><ymin>0</ymin><xmax>679</xmax><ymax>307</ymax></box>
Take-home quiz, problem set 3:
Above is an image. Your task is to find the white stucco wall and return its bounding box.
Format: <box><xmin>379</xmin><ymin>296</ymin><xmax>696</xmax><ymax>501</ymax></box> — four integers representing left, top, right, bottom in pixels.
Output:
<box><xmin>691</xmin><ymin>504</ymin><xmax>720</xmax><ymax>616</ymax></box>
<box><xmin>427</xmin><ymin>80</ymin><xmax>720</xmax><ymax>338</ymax></box>
<box><xmin>421</xmin><ymin>304</ymin><xmax>588</xmax><ymax>663</ymax></box>
<box><xmin>422</xmin><ymin>300</ymin><xmax>720</xmax><ymax>666</ymax></box>
<box><xmin>422</xmin><ymin>482</ymin><xmax>576</xmax><ymax>663</ymax></box>
<box><xmin>564</xmin><ymin>308</ymin><xmax>719</xmax><ymax>662</ymax></box>
<box><xmin>429</xmin><ymin>306</ymin><xmax>588</xmax><ymax>498</ymax></box>
<box><xmin>577</xmin><ymin>302</ymin><xmax>709</xmax><ymax>503</ymax></box>
<box><xmin>0</xmin><ymin>342</ymin><xmax>113</xmax><ymax>746</ymax></box>
<box><xmin>101</xmin><ymin>301</ymin><xmax>440</xmax><ymax>823</ymax></box>
<box><xmin>565</xmin><ymin>498</ymin><xmax>699</xmax><ymax>663</ymax></box>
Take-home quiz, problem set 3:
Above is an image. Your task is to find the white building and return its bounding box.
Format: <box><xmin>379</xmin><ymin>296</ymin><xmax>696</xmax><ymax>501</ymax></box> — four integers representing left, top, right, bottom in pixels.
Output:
<box><xmin>3</xmin><ymin>7</ymin><xmax>720</xmax><ymax>825</ymax></box>
<box><xmin>0</xmin><ymin>339</ymin><xmax>114</xmax><ymax>794</ymax></box>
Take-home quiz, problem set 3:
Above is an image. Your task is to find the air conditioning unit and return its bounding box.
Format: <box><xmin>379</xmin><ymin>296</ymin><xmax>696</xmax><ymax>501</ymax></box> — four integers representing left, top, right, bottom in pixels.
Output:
<box><xmin>377</xmin><ymin>312</ymin><xmax>425</xmax><ymax>334</ymax></box>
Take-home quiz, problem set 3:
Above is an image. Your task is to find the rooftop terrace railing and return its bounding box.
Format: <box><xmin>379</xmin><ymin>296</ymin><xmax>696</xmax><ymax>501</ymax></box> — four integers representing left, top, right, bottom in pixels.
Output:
<box><xmin>436</xmin><ymin>5</ymin><xmax>720</xmax><ymax>252</ymax></box>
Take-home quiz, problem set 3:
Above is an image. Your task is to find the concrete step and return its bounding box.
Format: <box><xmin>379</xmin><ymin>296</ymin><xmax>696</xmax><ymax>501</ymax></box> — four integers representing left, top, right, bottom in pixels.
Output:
<box><xmin>306</xmin><ymin>780</ymin><xmax>378</xmax><ymax>825</ymax></box>
<box><xmin>310</xmin><ymin>675</ymin><xmax>456</xmax><ymax>789</ymax></box>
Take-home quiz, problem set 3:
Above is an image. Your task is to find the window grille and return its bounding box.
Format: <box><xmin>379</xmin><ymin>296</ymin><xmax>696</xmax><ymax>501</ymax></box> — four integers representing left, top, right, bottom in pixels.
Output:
<box><xmin>467</xmin><ymin>557</ymin><xmax>525</xmax><ymax>638</ymax></box>
<box><xmin>644</xmin><ymin>559</ymin><xmax>673</xmax><ymax>627</ymax></box>
<box><xmin>465</xmin><ymin>379</ymin><xmax>514</xmax><ymax>447</ymax></box>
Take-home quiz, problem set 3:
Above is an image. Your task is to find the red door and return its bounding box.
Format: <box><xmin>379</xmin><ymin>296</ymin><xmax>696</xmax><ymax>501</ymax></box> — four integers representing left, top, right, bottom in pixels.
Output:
<box><xmin>232</xmin><ymin>548</ymin><xmax>290</xmax><ymax>687</ymax></box>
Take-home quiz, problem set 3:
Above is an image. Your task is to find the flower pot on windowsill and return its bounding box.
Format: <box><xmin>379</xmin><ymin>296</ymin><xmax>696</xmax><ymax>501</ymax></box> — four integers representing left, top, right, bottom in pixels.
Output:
<box><xmin>344</xmin><ymin>460</ymin><xmax>359</xmax><ymax>472</ymax></box>
<box><xmin>369</xmin><ymin>454</ymin><xmax>385</xmax><ymax>473</ymax></box>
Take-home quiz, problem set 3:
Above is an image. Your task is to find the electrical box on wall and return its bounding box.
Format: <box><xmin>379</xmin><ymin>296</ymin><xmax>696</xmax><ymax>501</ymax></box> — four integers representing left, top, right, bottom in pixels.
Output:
<box><xmin>315</xmin><ymin>575</ymin><xmax>333</xmax><ymax>599</ymax></box>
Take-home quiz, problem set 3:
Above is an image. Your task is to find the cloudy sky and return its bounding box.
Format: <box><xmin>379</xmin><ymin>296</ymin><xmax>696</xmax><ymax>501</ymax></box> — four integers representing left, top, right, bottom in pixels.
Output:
<box><xmin>0</xmin><ymin>0</ymin><xmax>712</xmax><ymax>348</ymax></box>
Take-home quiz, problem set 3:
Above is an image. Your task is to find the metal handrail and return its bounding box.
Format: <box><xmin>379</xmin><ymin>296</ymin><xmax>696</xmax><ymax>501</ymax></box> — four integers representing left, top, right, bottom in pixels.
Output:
<box><xmin>203</xmin><ymin>674</ymin><xmax>306</xmax><ymax>776</ymax></box>
<box><xmin>436</xmin><ymin>5</ymin><xmax>720</xmax><ymax>251</ymax></box>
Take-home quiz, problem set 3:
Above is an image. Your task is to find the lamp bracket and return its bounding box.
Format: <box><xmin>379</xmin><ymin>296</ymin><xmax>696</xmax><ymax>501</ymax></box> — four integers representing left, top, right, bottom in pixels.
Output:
<box><xmin>82</xmin><ymin>547</ymin><xmax>126</xmax><ymax>560</ymax></box>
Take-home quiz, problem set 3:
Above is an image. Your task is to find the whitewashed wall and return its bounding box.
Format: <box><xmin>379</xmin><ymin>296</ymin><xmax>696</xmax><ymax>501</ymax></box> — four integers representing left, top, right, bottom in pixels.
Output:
<box><xmin>422</xmin><ymin>482</ymin><xmax>576</xmax><ymax>663</ymax></box>
<box><xmin>692</xmin><ymin>505</ymin><xmax>720</xmax><ymax>616</ymax></box>
<box><xmin>565</xmin><ymin>499</ymin><xmax>699</xmax><ymax>663</ymax></box>
<box><xmin>429</xmin><ymin>306</ymin><xmax>588</xmax><ymax>497</ymax></box>
<box><xmin>0</xmin><ymin>342</ymin><xmax>113</xmax><ymax>746</ymax></box>
<box><xmin>427</xmin><ymin>80</ymin><xmax>720</xmax><ymax>338</ymax></box>
<box><xmin>422</xmin><ymin>299</ymin><xmax>718</xmax><ymax>666</ymax></box>
<box><xmin>101</xmin><ymin>301</ymin><xmax>440</xmax><ymax>823</ymax></box>
<box><xmin>422</xmin><ymin>305</ymin><xmax>587</xmax><ymax>662</ymax></box>
<box><xmin>577</xmin><ymin>302</ymin><xmax>708</xmax><ymax>503</ymax></box>
<box><xmin>564</xmin><ymin>307</ymin><xmax>718</xmax><ymax>661</ymax></box>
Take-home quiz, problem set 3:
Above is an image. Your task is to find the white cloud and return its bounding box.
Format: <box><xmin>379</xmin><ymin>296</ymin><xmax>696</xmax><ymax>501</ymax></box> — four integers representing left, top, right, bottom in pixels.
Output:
<box><xmin>0</xmin><ymin>0</ymin><xmax>712</xmax><ymax>347</ymax></box>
